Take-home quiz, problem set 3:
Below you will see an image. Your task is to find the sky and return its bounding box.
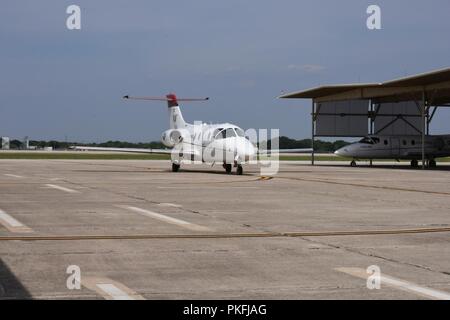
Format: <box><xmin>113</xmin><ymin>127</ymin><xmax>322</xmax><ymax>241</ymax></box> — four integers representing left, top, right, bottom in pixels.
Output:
<box><xmin>1</xmin><ymin>0</ymin><xmax>450</xmax><ymax>142</ymax></box>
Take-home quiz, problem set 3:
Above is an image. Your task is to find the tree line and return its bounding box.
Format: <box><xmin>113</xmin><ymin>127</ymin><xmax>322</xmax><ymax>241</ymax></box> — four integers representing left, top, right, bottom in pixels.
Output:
<box><xmin>8</xmin><ymin>137</ymin><xmax>349</xmax><ymax>153</ymax></box>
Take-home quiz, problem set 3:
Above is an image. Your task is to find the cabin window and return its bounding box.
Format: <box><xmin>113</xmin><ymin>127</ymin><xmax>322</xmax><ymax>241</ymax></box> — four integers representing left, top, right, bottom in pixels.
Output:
<box><xmin>411</xmin><ymin>140</ymin><xmax>415</xmax><ymax>145</ymax></box>
<box><xmin>384</xmin><ymin>140</ymin><xmax>388</xmax><ymax>145</ymax></box>
<box><xmin>402</xmin><ymin>140</ymin><xmax>407</xmax><ymax>146</ymax></box>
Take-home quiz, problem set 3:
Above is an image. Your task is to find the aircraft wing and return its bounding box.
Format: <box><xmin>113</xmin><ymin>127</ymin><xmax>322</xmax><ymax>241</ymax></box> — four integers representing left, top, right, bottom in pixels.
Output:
<box><xmin>258</xmin><ymin>148</ymin><xmax>313</xmax><ymax>155</ymax></box>
<box><xmin>70</xmin><ymin>146</ymin><xmax>198</xmax><ymax>155</ymax></box>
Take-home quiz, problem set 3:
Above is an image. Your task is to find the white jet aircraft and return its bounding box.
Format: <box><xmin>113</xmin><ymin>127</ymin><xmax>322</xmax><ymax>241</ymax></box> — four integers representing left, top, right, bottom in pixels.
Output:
<box><xmin>334</xmin><ymin>134</ymin><xmax>450</xmax><ymax>167</ymax></box>
<box><xmin>73</xmin><ymin>93</ymin><xmax>311</xmax><ymax>175</ymax></box>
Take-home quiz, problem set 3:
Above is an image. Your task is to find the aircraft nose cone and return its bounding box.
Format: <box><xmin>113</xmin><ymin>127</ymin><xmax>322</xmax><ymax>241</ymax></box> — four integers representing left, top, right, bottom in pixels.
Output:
<box><xmin>334</xmin><ymin>147</ymin><xmax>347</xmax><ymax>157</ymax></box>
<box><xmin>237</xmin><ymin>139</ymin><xmax>256</xmax><ymax>162</ymax></box>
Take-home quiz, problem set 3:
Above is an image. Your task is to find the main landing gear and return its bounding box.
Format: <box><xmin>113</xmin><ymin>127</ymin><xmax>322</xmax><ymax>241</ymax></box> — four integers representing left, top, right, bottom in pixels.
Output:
<box><xmin>223</xmin><ymin>163</ymin><xmax>243</xmax><ymax>175</ymax></box>
<box><xmin>350</xmin><ymin>160</ymin><xmax>357</xmax><ymax>167</ymax></box>
<box><xmin>223</xmin><ymin>163</ymin><xmax>232</xmax><ymax>174</ymax></box>
<box><xmin>410</xmin><ymin>159</ymin><xmax>436</xmax><ymax>168</ymax></box>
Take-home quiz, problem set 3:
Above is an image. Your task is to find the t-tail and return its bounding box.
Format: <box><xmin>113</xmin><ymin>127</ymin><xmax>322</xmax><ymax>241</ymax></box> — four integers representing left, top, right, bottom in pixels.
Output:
<box><xmin>123</xmin><ymin>93</ymin><xmax>209</xmax><ymax>129</ymax></box>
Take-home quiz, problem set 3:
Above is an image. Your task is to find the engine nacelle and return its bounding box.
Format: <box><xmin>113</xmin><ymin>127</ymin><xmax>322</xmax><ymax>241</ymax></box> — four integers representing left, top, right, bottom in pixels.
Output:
<box><xmin>161</xmin><ymin>129</ymin><xmax>189</xmax><ymax>147</ymax></box>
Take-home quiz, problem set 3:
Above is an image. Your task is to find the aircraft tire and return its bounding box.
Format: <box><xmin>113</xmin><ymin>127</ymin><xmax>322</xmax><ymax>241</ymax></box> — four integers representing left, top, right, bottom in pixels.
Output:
<box><xmin>429</xmin><ymin>159</ymin><xmax>437</xmax><ymax>168</ymax></box>
<box><xmin>350</xmin><ymin>160</ymin><xmax>357</xmax><ymax>167</ymax></box>
<box><xmin>224</xmin><ymin>164</ymin><xmax>232</xmax><ymax>174</ymax></box>
<box><xmin>411</xmin><ymin>159</ymin><xmax>418</xmax><ymax>168</ymax></box>
<box><xmin>236</xmin><ymin>165</ymin><xmax>243</xmax><ymax>175</ymax></box>
<box><xmin>172</xmin><ymin>163</ymin><xmax>180</xmax><ymax>172</ymax></box>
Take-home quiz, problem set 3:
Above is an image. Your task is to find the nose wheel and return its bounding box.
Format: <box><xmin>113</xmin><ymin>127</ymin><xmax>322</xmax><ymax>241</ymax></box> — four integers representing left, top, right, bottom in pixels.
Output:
<box><xmin>350</xmin><ymin>160</ymin><xmax>357</xmax><ymax>167</ymax></box>
<box><xmin>429</xmin><ymin>159</ymin><xmax>437</xmax><ymax>168</ymax></box>
<box><xmin>223</xmin><ymin>163</ymin><xmax>243</xmax><ymax>175</ymax></box>
<box><xmin>172</xmin><ymin>163</ymin><xmax>180</xmax><ymax>172</ymax></box>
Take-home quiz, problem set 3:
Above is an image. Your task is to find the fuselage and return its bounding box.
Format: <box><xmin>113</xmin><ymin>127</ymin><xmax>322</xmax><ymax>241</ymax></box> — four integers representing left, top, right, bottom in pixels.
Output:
<box><xmin>335</xmin><ymin>135</ymin><xmax>450</xmax><ymax>160</ymax></box>
<box><xmin>162</xmin><ymin>123</ymin><xmax>257</xmax><ymax>164</ymax></box>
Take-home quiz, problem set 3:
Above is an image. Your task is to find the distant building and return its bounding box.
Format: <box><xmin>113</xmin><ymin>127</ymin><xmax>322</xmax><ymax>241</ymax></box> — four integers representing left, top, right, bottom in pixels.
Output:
<box><xmin>23</xmin><ymin>136</ymin><xmax>29</xmax><ymax>150</ymax></box>
<box><xmin>1</xmin><ymin>137</ymin><xmax>10</xmax><ymax>150</ymax></box>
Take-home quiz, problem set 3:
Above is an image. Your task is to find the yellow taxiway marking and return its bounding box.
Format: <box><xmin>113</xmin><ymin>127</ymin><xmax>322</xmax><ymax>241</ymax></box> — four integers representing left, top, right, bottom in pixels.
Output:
<box><xmin>44</xmin><ymin>184</ymin><xmax>79</xmax><ymax>193</ymax></box>
<box><xmin>82</xmin><ymin>277</ymin><xmax>145</xmax><ymax>300</ymax></box>
<box><xmin>117</xmin><ymin>205</ymin><xmax>212</xmax><ymax>232</ymax></box>
<box><xmin>2</xmin><ymin>226</ymin><xmax>450</xmax><ymax>242</ymax></box>
<box><xmin>336</xmin><ymin>267</ymin><xmax>450</xmax><ymax>300</ymax></box>
<box><xmin>0</xmin><ymin>209</ymin><xmax>33</xmax><ymax>233</ymax></box>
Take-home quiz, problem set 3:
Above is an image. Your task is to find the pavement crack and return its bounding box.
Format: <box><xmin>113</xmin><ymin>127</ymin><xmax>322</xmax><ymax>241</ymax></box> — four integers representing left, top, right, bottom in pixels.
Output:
<box><xmin>299</xmin><ymin>236</ymin><xmax>450</xmax><ymax>278</ymax></box>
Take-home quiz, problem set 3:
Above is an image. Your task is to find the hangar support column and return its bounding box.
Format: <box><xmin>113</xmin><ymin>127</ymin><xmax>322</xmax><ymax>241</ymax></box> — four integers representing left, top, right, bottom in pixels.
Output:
<box><xmin>311</xmin><ymin>99</ymin><xmax>315</xmax><ymax>165</ymax></box>
<box><xmin>421</xmin><ymin>89</ymin><xmax>426</xmax><ymax>169</ymax></box>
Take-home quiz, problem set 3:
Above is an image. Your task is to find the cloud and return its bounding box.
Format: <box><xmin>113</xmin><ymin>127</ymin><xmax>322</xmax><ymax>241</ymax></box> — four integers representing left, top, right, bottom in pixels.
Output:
<box><xmin>287</xmin><ymin>64</ymin><xmax>326</xmax><ymax>73</ymax></box>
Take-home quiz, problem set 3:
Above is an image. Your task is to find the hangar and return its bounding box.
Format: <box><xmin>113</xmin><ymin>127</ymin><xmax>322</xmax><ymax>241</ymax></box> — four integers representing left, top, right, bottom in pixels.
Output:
<box><xmin>279</xmin><ymin>67</ymin><xmax>450</xmax><ymax>168</ymax></box>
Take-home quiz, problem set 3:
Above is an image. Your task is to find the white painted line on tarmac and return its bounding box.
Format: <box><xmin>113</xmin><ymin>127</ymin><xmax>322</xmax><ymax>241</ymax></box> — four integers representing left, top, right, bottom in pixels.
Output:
<box><xmin>44</xmin><ymin>184</ymin><xmax>79</xmax><ymax>193</ymax></box>
<box><xmin>0</xmin><ymin>209</ymin><xmax>33</xmax><ymax>233</ymax></box>
<box><xmin>96</xmin><ymin>284</ymin><xmax>135</xmax><ymax>300</ymax></box>
<box><xmin>336</xmin><ymin>267</ymin><xmax>450</xmax><ymax>300</ymax></box>
<box><xmin>157</xmin><ymin>186</ymin><xmax>258</xmax><ymax>189</ymax></box>
<box><xmin>117</xmin><ymin>205</ymin><xmax>211</xmax><ymax>232</ymax></box>
<box><xmin>3</xmin><ymin>174</ymin><xmax>24</xmax><ymax>178</ymax></box>
<box><xmin>158</xmin><ymin>202</ymin><xmax>183</xmax><ymax>208</ymax></box>
<box><xmin>82</xmin><ymin>277</ymin><xmax>145</xmax><ymax>300</ymax></box>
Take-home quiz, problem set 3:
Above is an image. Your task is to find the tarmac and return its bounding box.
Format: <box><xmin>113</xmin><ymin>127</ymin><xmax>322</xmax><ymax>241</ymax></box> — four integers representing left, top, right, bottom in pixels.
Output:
<box><xmin>1</xmin><ymin>159</ymin><xmax>450</xmax><ymax>299</ymax></box>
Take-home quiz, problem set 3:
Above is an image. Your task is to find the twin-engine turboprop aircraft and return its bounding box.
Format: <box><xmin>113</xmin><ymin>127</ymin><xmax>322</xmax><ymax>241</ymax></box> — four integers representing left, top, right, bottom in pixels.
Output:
<box><xmin>334</xmin><ymin>134</ymin><xmax>450</xmax><ymax>167</ymax></box>
<box><xmin>73</xmin><ymin>94</ymin><xmax>311</xmax><ymax>174</ymax></box>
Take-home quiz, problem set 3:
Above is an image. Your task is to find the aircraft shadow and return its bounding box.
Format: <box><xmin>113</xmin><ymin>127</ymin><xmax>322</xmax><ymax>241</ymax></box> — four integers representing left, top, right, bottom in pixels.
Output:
<box><xmin>0</xmin><ymin>259</ymin><xmax>31</xmax><ymax>300</ymax></box>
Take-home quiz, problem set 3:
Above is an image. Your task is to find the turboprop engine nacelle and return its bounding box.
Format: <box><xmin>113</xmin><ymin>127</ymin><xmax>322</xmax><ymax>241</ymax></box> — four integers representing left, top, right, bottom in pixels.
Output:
<box><xmin>161</xmin><ymin>129</ymin><xmax>188</xmax><ymax>147</ymax></box>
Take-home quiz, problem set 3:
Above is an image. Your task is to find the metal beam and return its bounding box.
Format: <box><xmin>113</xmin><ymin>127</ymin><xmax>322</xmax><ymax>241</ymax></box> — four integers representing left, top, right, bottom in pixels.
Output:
<box><xmin>311</xmin><ymin>100</ymin><xmax>315</xmax><ymax>166</ymax></box>
<box><xmin>314</xmin><ymin>80</ymin><xmax>450</xmax><ymax>103</ymax></box>
<box><xmin>421</xmin><ymin>90</ymin><xmax>426</xmax><ymax>169</ymax></box>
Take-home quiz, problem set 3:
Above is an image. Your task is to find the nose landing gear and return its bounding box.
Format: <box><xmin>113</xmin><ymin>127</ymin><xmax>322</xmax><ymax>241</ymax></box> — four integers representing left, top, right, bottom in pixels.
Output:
<box><xmin>172</xmin><ymin>163</ymin><xmax>180</xmax><ymax>172</ymax></box>
<box><xmin>350</xmin><ymin>160</ymin><xmax>357</xmax><ymax>167</ymax></box>
<box><xmin>429</xmin><ymin>159</ymin><xmax>437</xmax><ymax>168</ymax></box>
<box><xmin>223</xmin><ymin>163</ymin><xmax>243</xmax><ymax>175</ymax></box>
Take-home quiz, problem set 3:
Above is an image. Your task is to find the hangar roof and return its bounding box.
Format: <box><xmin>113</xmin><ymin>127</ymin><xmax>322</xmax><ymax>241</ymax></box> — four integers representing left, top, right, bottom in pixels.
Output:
<box><xmin>279</xmin><ymin>67</ymin><xmax>450</xmax><ymax>105</ymax></box>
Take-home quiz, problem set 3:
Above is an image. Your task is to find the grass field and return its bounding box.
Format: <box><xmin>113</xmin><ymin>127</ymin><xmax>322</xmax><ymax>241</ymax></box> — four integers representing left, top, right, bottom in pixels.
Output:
<box><xmin>1</xmin><ymin>151</ymin><xmax>449</xmax><ymax>162</ymax></box>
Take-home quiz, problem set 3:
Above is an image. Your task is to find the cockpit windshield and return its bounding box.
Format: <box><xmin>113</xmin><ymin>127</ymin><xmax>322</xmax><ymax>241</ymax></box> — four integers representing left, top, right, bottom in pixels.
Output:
<box><xmin>358</xmin><ymin>137</ymin><xmax>374</xmax><ymax>144</ymax></box>
<box><xmin>234</xmin><ymin>128</ymin><xmax>245</xmax><ymax>137</ymax></box>
<box><xmin>214</xmin><ymin>128</ymin><xmax>236</xmax><ymax>139</ymax></box>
